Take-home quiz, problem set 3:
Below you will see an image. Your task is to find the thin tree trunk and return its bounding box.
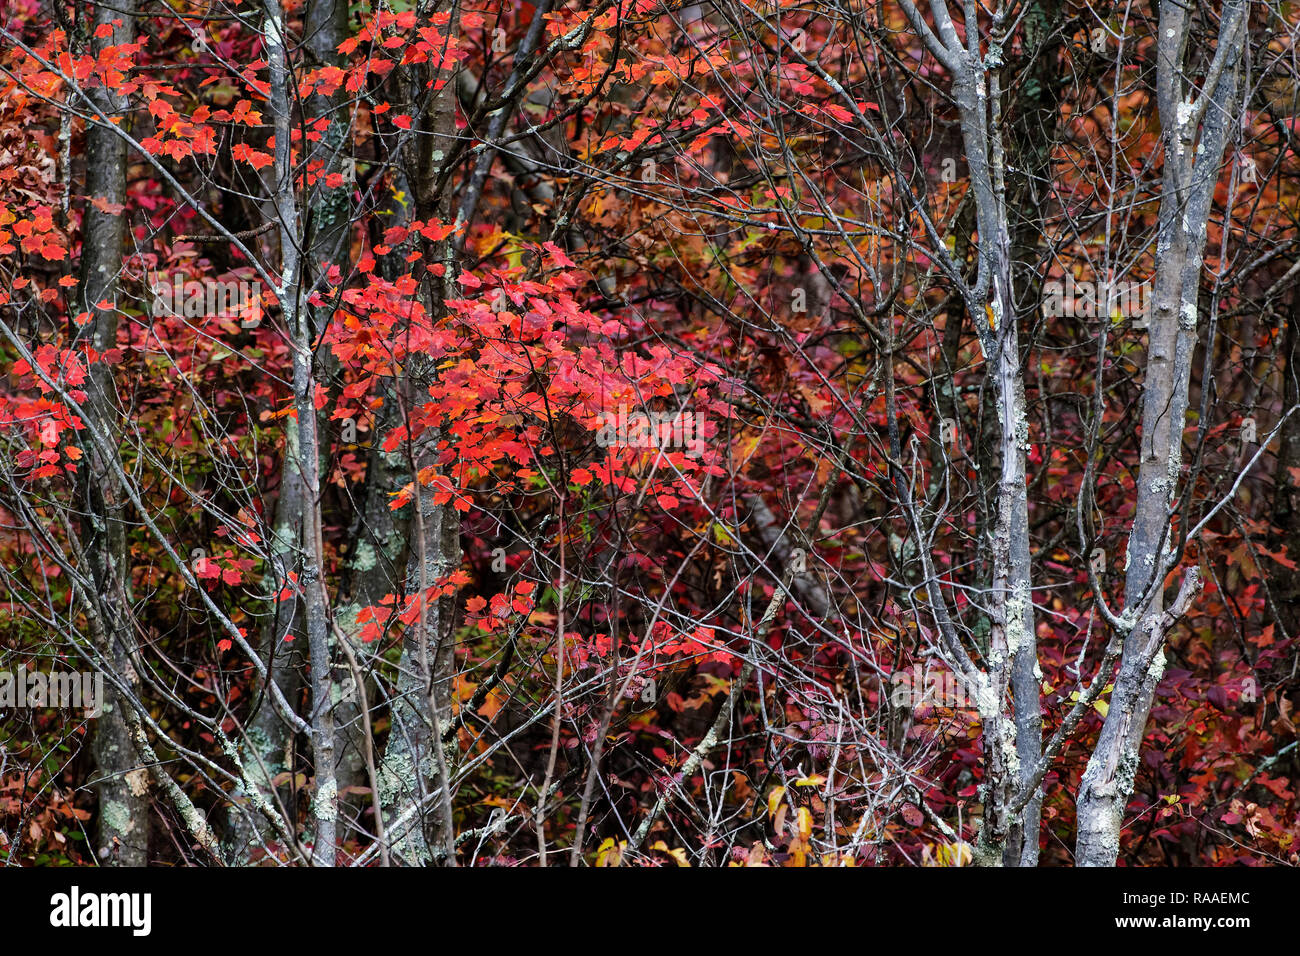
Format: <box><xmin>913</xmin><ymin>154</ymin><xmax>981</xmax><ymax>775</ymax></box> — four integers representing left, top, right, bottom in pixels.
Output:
<box><xmin>1075</xmin><ymin>0</ymin><xmax>1247</xmax><ymax>866</ymax></box>
<box><xmin>223</xmin><ymin>462</ymin><xmax>306</xmax><ymax>862</ymax></box>
<box><xmin>299</xmin><ymin>0</ymin><xmax>374</xmax><ymax>847</ymax></box>
<box><xmin>1271</xmin><ymin>294</ymin><xmax>1300</xmax><ymax>638</ymax></box>
<box><xmin>261</xmin><ymin>0</ymin><xmax>338</xmax><ymax>865</ymax></box>
<box><xmin>75</xmin><ymin>0</ymin><xmax>146</xmax><ymax>867</ymax></box>
<box><xmin>896</xmin><ymin>1</ymin><xmax>1042</xmax><ymax>862</ymax></box>
<box><xmin>376</xmin><ymin>1</ymin><xmax>463</xmax><ymax>866</ymax></box>
<box><xmin>999</xmin><ymin>0</ymin><xmax>1062</xmax><ymax>867</ymax></box>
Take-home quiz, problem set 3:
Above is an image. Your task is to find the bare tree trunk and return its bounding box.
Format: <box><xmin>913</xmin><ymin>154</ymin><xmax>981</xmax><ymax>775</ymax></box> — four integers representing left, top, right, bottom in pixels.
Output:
<box><xmin>223</xmin><ymin>461</ymin><xmax>306</xmax><ymax>862</ymax></box>
<box><xmin>75</xmin><ymin>0</ymin><xmax>147</xmax><ymax>867</ymax></box>
<box><xmin>300</xmin><ymin>0</ymin><xmax>371</xmax><ymax>845</ymax></box>
<box><xmin>328</xmin><ymin>164</ymin><xmax>419</xmax><ymax>852</ymax></box>
<box><xmin>998</xmin><ymin>0</ymin><xmax>1063</xmax><ymax>867</ymax></box>
<box><xmin>376</xmin><ymin>1</ymin><xmax>462</xmax><ymax>866</ymax></box>
<box><xmin>897</xmin><ymin>0</ymin><xmax>1041</xmax><ymax>864</ymax></box>
<box><xmin>1075</xmin><ymin>0</ymin><xmax>1247</xmax><ymax>866</ymax></box>
<box><xmin>261</xmin><ymin>0</ymin><xmax>338</xmax><ymax>866</ymax></box>
<box><xmin>224</xmin><ymin>0</ymin><xmax>360</xmax><ymax>862</ymax></box>
<box><xmin>1271</xmin><ymin>294</ymin><xmax>1300</xmax><ymax>637</ymax></box>
<box><xmin>378</xmin><ymin>465</ymin><xmax>461</xmax><ymax>864</ymax></box>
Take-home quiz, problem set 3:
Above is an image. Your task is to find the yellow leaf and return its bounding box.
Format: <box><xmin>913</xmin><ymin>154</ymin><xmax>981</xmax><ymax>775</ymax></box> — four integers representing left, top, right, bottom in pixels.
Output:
<box><xmin>941</xmin><ymin>841</ymin><xmax>973</xmax><ymax>866</ymax></box>
<box><xmin>653</xmin><ymin>844</ymin><xmax>691</xmax><ymax>867</ymax></box>
<box><xmin>767</xmin><ymin>786</ymin><xmax>786</xmax><ymax>818</ymax></box>
<box><xmin>595</xmin><ymin>837</ymin><xmax>625</xmax><ymax>867</ymax></box>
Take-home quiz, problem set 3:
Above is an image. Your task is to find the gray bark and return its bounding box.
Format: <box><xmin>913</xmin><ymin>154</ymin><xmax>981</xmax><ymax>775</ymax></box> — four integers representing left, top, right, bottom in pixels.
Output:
<box><xmin>377</xmin><ymin>468</ymin><xmax>461</xmax><ymax>864</ymax></box>
<box><xmin>1074</xmin><ymin>0</ymin><xmax>1248</xmax><ymax>866</ymax></box>
<box><xmin>75</xmin><ymin>0</ymin><xmax>147</xmax><ymax>867</ymax></box>
<box><xmin>330</xmin><ymin>165</ymin><xmax>417</xmax><ymax>849</ymax></box>
<box><xmin>261</xmin><ymin>0</ymin><xmax>338</xmax><ymax>865</ymax></box>
<box><xmin>299</xmin><ymin>0</ymin><xmax>377</xmax><ymax>847</ymax></box>
<box><xmin>997</xmin><ymin>0</ymin><xmax>1063</xmax><ymax>866</ymax></box>
<box><xmin>223</xmin><ymin>460</ymin><xmax>306</xmax><ymax>862</ymax></box>
<box><xmin>1271</xmin><ymin>294</ymin><xmax>1300</xmax><ymax>638</ymax></box>
<box><xmin>897</xmin><ymin>0</ymin><xmax>1041</xmax><ymax>864</ymax></box>
<box><xmin>375</xmin><ymin>2</ymin><xmax>463</xmax><ymax>866</ymax></box>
